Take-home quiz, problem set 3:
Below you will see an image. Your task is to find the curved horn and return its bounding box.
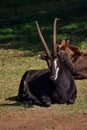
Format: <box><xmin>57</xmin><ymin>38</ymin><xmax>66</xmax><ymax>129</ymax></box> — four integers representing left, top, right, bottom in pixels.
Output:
<box><xmin>53</xmin><ymin>18</ymin><xmax>60</xmax><ymax>56</ymax></box>
<box><xmin>35</xmin><ymin>21</ymin><xmax>51</xmax><ymax>57</ymax></box>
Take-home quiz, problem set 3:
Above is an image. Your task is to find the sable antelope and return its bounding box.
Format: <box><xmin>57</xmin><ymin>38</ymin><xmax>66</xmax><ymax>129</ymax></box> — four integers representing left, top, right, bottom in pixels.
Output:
<box><xmin>16</xmin><ymin>18</ymin><xmax>77</xmax><ymax>107</ymax></box>
<box><xmin>58</xmin><ymin>39</ymin><xmax>87</xmax><ymax>79</ymax></box>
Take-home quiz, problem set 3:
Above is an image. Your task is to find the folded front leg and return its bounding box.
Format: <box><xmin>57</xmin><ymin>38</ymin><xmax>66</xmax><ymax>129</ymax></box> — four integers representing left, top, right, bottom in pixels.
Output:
<box><xmin>41</xmin><ymin>95</ymin><xmax>51</xmax><ymax>107</ymax></box>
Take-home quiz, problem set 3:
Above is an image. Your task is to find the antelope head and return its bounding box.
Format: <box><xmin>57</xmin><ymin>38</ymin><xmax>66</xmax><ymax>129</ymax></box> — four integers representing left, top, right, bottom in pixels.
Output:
<box><xmin>58</xmin><ymin>39</ymin><xmax>74</xmax><ymax>55</ymax></box>
<box><xmin>35</xmin><ymin>18</ymin><xmax>60</xmax><ymax>80</ymax></box>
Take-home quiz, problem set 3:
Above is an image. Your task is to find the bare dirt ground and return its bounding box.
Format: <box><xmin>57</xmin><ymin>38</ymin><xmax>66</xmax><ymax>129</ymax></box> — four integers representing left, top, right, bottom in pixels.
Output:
<box><xmin>0</xmin><ymin>108</ymin><xmax>87</xmax><ymax>130</ymax></box>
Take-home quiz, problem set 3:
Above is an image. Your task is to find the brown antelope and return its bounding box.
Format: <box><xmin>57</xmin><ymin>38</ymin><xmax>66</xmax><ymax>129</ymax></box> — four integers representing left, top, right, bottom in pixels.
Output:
<box><xmin>58</xmin><ymin>39</ymin><xmax>87</xmax><ymax>79</ymax></box>
<box><xmin>16</xmin><ymin>18</ymin><xmax>77</xmax><ymax>107</ymax></box>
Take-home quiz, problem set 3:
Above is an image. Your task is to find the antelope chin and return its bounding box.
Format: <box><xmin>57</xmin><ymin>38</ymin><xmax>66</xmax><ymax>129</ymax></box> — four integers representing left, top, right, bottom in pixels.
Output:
<box><xmin>50</xmin><ymin>75</ymin><xmax>57</xmax><ymax>81</ymax></box>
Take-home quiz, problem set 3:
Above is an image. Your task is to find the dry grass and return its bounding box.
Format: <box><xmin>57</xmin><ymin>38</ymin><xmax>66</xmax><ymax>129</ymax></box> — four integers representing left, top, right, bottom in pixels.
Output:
<box><xmin>0</xmin><ymin>48</ymin><xmax>87</xmax><ymax>116</ymax></box>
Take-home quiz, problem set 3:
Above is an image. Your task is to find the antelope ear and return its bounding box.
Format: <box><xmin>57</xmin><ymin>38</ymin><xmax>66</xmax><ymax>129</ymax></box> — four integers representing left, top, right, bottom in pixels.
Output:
<box><xmin>58</xmin><ymin>40</ymin><xmax>66</xmax><ymax>49</ymax></box>
<box><xmin>65</xmin><ymin>39</ymin><xmax>70</xmax><ymax>46</ymax></box>
<box><xmin>38</xmin><ymin>54</ymin><xmax>47</xmax><ymax>60</ymax></box>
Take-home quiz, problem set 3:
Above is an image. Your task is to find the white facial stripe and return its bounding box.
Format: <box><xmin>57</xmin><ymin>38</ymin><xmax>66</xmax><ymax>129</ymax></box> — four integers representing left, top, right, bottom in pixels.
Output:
<box><xmin>51</xmin><ymin>59</ymin><xmax>59</xmax><ymax>80</ymax></box>
<box><xmin>54</xmin><ymin>67</ymin><xmax>59</xmax><ymax>80</ymax></box>
<box><xmin>54</xmin><ymin>59</ymin><xmax>57</xmax><ymax>68</ymax></box>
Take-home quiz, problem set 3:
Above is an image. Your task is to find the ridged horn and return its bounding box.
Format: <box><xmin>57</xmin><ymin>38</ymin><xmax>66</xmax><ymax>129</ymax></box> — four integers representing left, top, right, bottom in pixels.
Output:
<box><xmin>35</xmin><ymin>21</ymin><xmax>51</xmax><ymax>57</ymax></box>
<box><xmin>53</xmin><ymin>18</ymin><xmax>60</xmax><ymax>57</ymax></box>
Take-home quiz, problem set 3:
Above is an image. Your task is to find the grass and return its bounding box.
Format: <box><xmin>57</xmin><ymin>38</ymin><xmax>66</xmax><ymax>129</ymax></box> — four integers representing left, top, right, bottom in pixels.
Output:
<box><xmin>0</xmin><ymin>0</ymin><xmax>87</xmax><ymax>116</ymax></box>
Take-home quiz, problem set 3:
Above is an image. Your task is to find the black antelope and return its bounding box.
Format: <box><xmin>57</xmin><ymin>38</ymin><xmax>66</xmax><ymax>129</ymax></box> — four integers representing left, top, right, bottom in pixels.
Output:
<box><xmin>16</xmin><ymin>18</ymin><xmax>77</xmax><ymax>107</ymax></box>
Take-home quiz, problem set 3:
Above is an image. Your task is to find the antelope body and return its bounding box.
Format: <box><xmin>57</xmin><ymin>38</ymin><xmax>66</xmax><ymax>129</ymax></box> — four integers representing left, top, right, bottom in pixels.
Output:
<box><xmin>58</xmin><ymin>40</ymin><xmax>87</xmax><ymax>79</ymax></box>
<box><xmin>16</xmin><ymin>18</ymin><xmax>77</xmax><ymax>107</ymax></box>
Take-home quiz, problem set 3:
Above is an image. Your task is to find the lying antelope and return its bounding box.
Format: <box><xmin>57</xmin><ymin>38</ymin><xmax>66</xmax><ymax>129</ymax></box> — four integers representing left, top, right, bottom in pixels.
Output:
<box><xmin>16</xmin><ymin>18</ymin><xmax>77</xmax><ymax>107</ymax></box>
<box><xmin>58</xmin><ymin>39</ymin><xmax>87</xmax><ymax>79</ymax></box>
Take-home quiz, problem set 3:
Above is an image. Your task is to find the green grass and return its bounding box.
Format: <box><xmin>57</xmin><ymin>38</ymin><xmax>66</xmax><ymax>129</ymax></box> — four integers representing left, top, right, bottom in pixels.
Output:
<box><xmin>0</xmin><ymin>0</ymin><xmax>87</xmax><ymax>116</ymax></box>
